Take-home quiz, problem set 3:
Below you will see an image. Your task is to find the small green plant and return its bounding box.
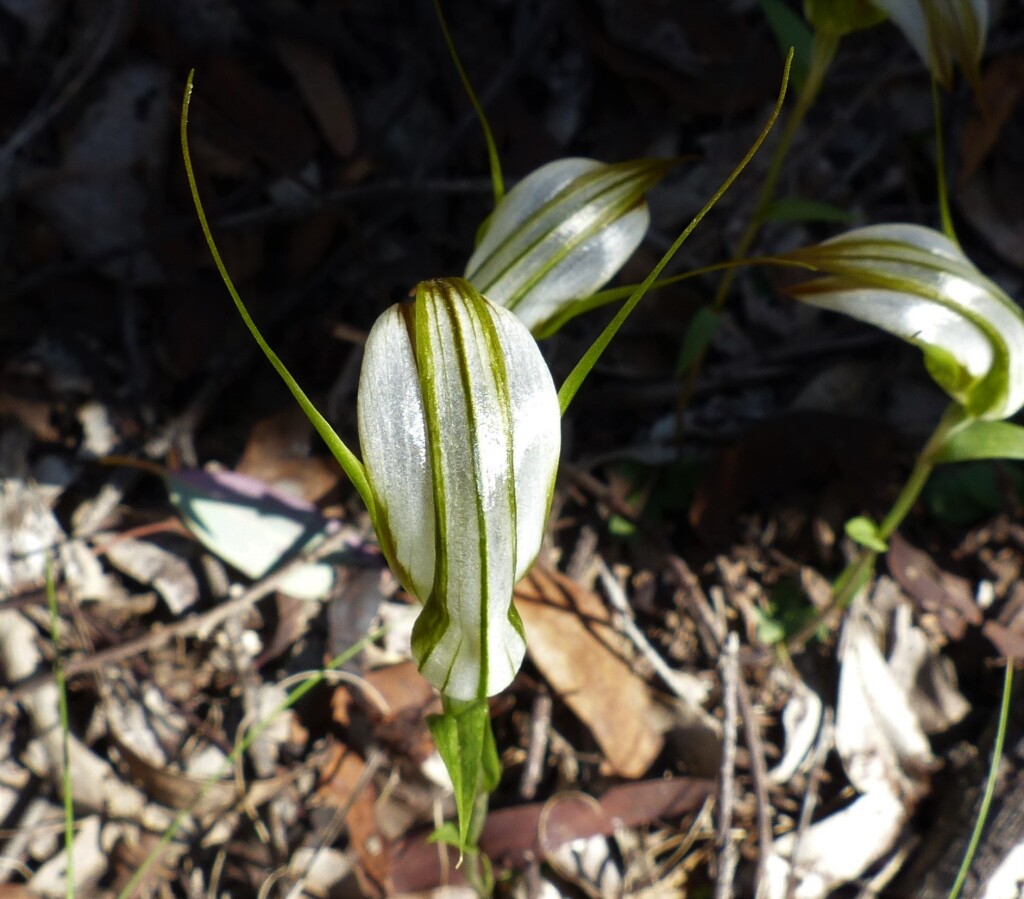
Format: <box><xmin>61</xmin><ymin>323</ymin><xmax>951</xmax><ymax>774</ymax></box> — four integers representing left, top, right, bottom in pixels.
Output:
<box><xmin>181</xmin><ymin>42</ymin><xmax>792</xmax><ymax>874</ymax></box>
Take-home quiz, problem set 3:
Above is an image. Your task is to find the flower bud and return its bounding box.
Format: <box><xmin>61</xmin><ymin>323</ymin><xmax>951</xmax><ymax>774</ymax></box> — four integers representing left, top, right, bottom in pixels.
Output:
<box><xmin>465</xmin><ymin>157</ymin><xmax>671</xmax><ymax>334</ymax></box>
<box><xmin>358</xmin><ymin>277</ymin><xmax>561</xmax><ymax>699</ymax></box>
<box><xmin>786</xmin><ymin>223</ymin><xmax>1024</xmax><ymax>420</ymax></box>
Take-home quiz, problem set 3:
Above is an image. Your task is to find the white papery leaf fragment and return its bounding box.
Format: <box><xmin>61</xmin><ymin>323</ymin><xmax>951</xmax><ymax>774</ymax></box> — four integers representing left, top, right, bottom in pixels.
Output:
<box><xmin>465</xmin><ymin>157</ymin><xmax>670</xmax><ymax>334</ymax></box>
<box><xmin>358</xmin><ymin>277</ymin><xmax>561</xmax><ymax>700</ymax></box>
<box><xmin>786</xmin><ymin>223</ymin><xmax>1024</xmax><ymax>421</ymax></box>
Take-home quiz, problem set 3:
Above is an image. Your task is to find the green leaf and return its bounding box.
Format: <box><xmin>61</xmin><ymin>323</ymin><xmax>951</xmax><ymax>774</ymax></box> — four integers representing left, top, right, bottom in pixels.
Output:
<box><xmin>755</xmin><ymin>577</ymin><xmax>824</xmax><ymax>645</ymax></box>
<box><xmin>803</xmin><ymin>0</ymin><xmax>885</xmax><ymax>35</ymax></box>
<box><xmin>934</xmin><ymin>420</ymin><xmax>1024</xmax><ymax>463</ymax></box>
<box><xmin>924</xmin><ymin>462</ymin><xmax>1022</xmax><ymax>527</ymax></box>
<box><xmin>762</xmin><ymin>196</ymin><xmax>853</xmax><ymax>224</ymax></box>
<box><xmin>675</xmin><ymin>306</ymin><xmax>722</xmax><ymax>376</ymax></box>
<box><xmin>759</xmin><ymin>0</ymin><xmax>813</xmax><ymax>86</ymax></box>
<box><xmin>845</xmin><ymin>515</ymin><xmax>889</xmax><ymax>552</ymax></box>
<box><xmin>426</xmin><ymin>822</ymin><xmax>461</xmax><ymax>848</ymax></box>
<box><xmin>180</xmin><ymin>74</ymin><xmax>376</xmax><ymax>520</ymax></box>
<box><xmin>427</xmin><ymin>698</ymin><xmax>499</xmax><ymax>856</ymax></box>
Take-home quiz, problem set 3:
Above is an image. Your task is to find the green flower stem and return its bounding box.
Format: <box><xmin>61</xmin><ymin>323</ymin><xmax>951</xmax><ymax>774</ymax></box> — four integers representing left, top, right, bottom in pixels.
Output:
<box><xmin>788</xmin><ymin>404</ymin><xmax>968</xmax><ymax>649</ymax></box>
<box><xmin>46</xmin><ymin>557</ymin><xmax>75</xmax><ymax>899</ymax></box>
<box><xmin>931</xmin><ymin>79</ymin><xmax>958</xmax><ymax>247</ymax></box>
<box><xmin>678</xmin><ymin>32</ymin><xmax>838</xmax><ymax>415</ymax></box>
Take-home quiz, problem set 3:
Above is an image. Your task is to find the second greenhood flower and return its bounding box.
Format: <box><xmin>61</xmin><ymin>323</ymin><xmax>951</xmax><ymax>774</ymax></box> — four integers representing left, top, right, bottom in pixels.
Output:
<box><xmin>868</xmin><ymin>0</ymin><xmax>987</xmax><ymax>88</ymax></box>
<box><xmin>465</xmin><ymin>157</ymin><xmax>672</xmax><ymax>335</ymax></box>
<box><xmin>785</xmin><ymin>223</ymin><xmax>1024</xmax><ymax>421</ymax></box>
<box><xmin>358</xmin><ymin>277</ymin><xmax>561</xmax><ymax>701</ymax></box>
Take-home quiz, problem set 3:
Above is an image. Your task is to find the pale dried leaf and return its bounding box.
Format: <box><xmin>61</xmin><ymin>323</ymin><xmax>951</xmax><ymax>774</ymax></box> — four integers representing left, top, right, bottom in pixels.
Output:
<box><xmin>767</xmin><ymin>789</ymin><xmax>907</xmax><ymax>899</ymax></box>
<box><xmin>288</xmin><ymin>847</ymin><xmax>355</xmax><ymax>898</ymax></box>
<box><xmin>769</xmin><ymin>672</ymin><xmax>825</xmax><ymax>784</ymax></box>
<box><xmin>888</xmin><ymin>604</ymin><xmax>970</xmax><ymax>733</ymax></box>
<box><xmin>102</xmin><ymin>536</ymin><xmax>200</xmax><ymax>614</ymax></box>
<box><xmin>27</xmin><ymin>815</ymin><xmax>111</xmax><ymax>899</ymax></box>
<box><xmin>835</xmin><ymin>601</ymin><xmax>935</xmax><ymax>799</ymax></box>
<box><xmin>980</xmin><ymin>842</ymin><xmax>1024</xmax><ymax>899</ymax></box>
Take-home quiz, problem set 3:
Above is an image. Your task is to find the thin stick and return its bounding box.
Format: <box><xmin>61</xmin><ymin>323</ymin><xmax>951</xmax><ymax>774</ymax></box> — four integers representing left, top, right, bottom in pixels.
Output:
<box><xmin>737</xmin><ymin>675</ymin><xmax>774</xmax><ymax>897</ymax></box>
<box><xmin>598</xmin><ymin>559</ymin><xmax>694</xmax><ymax>703</ymax></box>
<box><xmin>666</xmin><ymin>555</ymin><xmax>775</xmax><ymax>893</ymax></box>
<box><xmin>519</xmin><ymin>690</ymin><xmax>552</xmax><ymax>801</ymax></box>
<box><xmin>784</xmin><ymin>708</ymin><xmax>833</xmax><ymax>899</ymax></box>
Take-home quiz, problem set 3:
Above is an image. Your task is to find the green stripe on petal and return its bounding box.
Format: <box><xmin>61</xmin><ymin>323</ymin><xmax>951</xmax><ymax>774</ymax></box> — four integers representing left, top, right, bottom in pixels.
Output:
<box><xmin>465</xmin><ymin>158</ymin><xmax>671</xmax><ymax>333</ymax></box>
<box><xmin>361</xmin><ymin>278</ymin><xmax>560</xmax><ymax>700</ymax></box>
<box><xmin>868</xmin><ymin>0</ymin><xmax>987</xmax><ymax>88</ymax></box>
<box><xmin>786</xmin><ymin>224</ymin><xmax>1024</xmax><ymax>421</ymax></box>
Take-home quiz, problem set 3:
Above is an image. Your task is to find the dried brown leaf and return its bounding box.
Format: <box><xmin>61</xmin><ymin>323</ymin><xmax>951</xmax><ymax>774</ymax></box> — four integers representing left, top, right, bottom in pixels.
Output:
<box><xmin>317</xmin><ymin>743</ymin><xmax>390</xmax><ymax>895</ymax></box>
<box><xmin>516</xmin><ymin>566</ymin><xmax>664</xmax><ymax>777</ymax></box>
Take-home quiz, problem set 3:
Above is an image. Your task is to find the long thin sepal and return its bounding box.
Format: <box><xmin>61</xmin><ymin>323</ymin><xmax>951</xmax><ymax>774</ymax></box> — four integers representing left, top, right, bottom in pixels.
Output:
<box><xmin>180</xmin><ymin>72</ymin><xmax>376</xmax><ymax>517</ymax></box>
<box><xmin>557</xmin><ymin>50</ymin><xmax>794</xmax><ymax>414</ymax></box>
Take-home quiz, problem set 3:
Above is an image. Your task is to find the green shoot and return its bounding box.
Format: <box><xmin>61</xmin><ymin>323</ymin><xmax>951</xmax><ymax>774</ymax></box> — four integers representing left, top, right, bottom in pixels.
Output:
<box><xmin>557</xmin><ymin>50</ymin><xmax>793</xmax><ymax>415</ymax></box>
<box><xmin>432</xmin><ymin>0</ymin><xmax>504</xmax><ymax>204</ymax></box>
<box><xmin>46</xmin><ymin>557</ymin><xmax>75</xmax><ymax>899</ymax></box>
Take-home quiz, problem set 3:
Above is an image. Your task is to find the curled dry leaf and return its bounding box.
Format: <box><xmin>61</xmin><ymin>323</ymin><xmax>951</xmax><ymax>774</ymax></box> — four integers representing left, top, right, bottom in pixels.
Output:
<box><xmin>768</xmin><ymin>670</ymin><xmax>824</xmax><ymax>784</ymax></box>
<box><xmin>767</xmin><ymin>789</ymin><xmax>908</xmax><ymax>899</ymax></box>
<box><xmin>101</xmin><ymin>536</ymin><xmax>200</xmax><ymax>615</ymax></box>
<box><xmin>836</xmin><ymin>599</ymin><xmax>936</xmax><ymax>801</ymax></box>
<box><xmin>516</xmin><ymin>566</ymin><xmax>664</xmax><ymax>778</ymax></box>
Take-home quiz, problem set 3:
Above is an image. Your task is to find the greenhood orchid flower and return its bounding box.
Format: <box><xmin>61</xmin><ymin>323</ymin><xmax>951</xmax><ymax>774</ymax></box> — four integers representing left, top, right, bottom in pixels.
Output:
<box><xmin>785</xmin><ymin>223</ymin><xmax>1024</xmax><ymax>421</ymax></box>
<box><xmin>868</xmin><ymin>0</ymin><xmax>987</xmax><ymax>89</ymax></box>
<box><xmin>358</xmin><ymin>277</ymin><xmax>561</xmax><ymax>700</ymax></box>
<box><xmin>465</xmin><ymin>157</ymin><xmax>672</xmax><ymax>335</ymax></box>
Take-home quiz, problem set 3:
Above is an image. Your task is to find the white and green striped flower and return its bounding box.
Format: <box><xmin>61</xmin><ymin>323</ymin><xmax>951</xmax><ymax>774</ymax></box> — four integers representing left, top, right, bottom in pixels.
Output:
<box><xmin>465</xmin><ymin>157</ymin><xmax>671</xmax><ymax>334</ymax></box>
<box><xmin>358</xmin><ymin>277</ymin><xmax>561</xmax><ymax>700</ymax></box>
<box><xmin>786</xmin><ymin>223</ymin><xmax>1024</xmax><ymax>421</ymax></box>
<box><xmin>868</xmin><ymin>0</ymin><xmax>987</xmax><ymax>88</ymax></box>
